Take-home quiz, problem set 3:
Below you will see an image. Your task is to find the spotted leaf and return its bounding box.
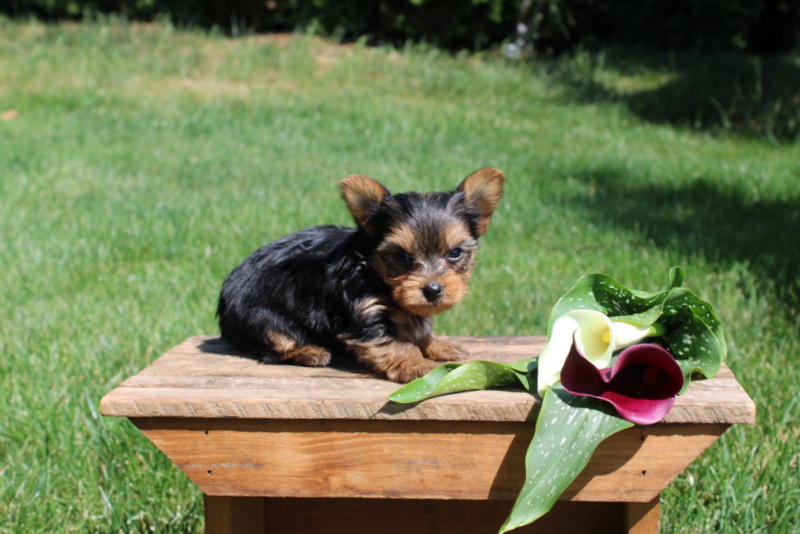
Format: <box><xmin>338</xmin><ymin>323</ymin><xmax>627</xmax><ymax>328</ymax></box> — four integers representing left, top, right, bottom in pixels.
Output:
<box><xmin>387</xmin><ymin>360</ymin><xmax>531</xmax><ymax>404</ymax></box>
<box><xmin>499</xmin><ymin>388</ymin><xmax>633</xmax><ymax>533</ymax></box>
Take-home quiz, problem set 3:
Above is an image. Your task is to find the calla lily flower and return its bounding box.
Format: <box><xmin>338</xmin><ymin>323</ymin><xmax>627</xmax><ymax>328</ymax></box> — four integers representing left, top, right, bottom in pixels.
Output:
<box><xmin>560</xmin><ymin>341</ymin><xmax>685</xmax><ymax>425</ymax></box>
<box><xmin>536</xmin><ymin>310</ymin><xmax>656</xmax><ymax>395</ymax></box>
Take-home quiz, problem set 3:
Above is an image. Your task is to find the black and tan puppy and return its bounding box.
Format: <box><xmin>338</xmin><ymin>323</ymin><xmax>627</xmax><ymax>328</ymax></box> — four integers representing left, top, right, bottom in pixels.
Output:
<box><xmin>217</xmin><ymin>168</ymin><xmax>504</xmax><ymax>382</ymax></box>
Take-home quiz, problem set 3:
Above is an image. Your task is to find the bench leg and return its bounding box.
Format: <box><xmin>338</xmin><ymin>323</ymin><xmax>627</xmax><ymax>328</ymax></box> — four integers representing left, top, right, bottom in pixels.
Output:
<box><xmin>204</xmin><ymin>495</ymin><xmax>265</xmax><ymax>534</ymax></box>
<box><xmin>624</xmin><ymin>496</ymin><xmax>660</xmax><ymax>534</ymax></box>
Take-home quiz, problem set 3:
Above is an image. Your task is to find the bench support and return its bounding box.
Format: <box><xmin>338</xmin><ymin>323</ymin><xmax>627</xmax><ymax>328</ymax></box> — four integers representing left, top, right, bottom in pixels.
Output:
<box><xmin>204</xmin><ymin>496</ymin><xmax>265</xmax><ymax>534</ymax></box>
<box><xmin>625</xmin><ymin>497</ymin><xmax>660</xmax><ymax>534</ymax></box>
<box><xmin>204</xmin><ymin>494</ymin><xmax>660</xmax><ymax>534</ymax></box>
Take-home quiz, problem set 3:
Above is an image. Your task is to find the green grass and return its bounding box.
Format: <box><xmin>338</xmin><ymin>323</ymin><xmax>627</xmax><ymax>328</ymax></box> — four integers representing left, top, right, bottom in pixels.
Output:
<box><xmin>542</xmin><ymin>49</ymin><xmax>800</xmax><ymax>142</ymax></box>
<box><xmin>1</xmin><ymin>18</ymin><xmax>798</xmax><ymax>533</ymax></box>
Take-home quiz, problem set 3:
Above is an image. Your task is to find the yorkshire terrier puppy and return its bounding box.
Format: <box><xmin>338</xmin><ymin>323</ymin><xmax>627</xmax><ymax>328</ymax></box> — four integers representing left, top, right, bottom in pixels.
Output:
<box><xmin>216</xmin><ymin>168</ymin><xmax>504</xmax><ymax>382</ymax></box>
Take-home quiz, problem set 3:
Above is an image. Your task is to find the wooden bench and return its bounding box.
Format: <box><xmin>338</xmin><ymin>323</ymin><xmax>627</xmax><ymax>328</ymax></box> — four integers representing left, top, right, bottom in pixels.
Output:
<box><xmin>100</xmin><ymin>336</ymin><xmax>755</xmax><ymax>534</ymax></box>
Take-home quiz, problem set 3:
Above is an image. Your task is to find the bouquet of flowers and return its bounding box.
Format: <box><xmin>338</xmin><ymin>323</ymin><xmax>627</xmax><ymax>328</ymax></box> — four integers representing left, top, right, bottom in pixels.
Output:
<box><xmin>388</xmin><ymin>267</ymin><xmax>726</xmax><ymax>532</ymax></box>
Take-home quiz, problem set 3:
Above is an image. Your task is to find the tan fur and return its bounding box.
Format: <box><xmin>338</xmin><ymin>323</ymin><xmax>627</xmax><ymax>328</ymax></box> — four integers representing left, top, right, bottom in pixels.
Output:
<box><xmin>384</xmin><ymin>224</ymin><xmax>419</xmax><ymax>255</ymax></box>
<box><xmin>265</xmin><ymin>330</ymin><xmax>298</xmax><ymax>353</ymax></box>
<box><xmin>266</xmin><ymin>331</ymin><xmax>331</xmax><ymax>367</ymax></box>
<box><xmin>385</xmin><ymin>220</ymin><xmax>474</xmax><ymax>256</ymax></box>
<box><xmin>375</xmin><ymin>219</ymin><xmax>475</xmax><ymax>318</ymax></box>
<box><xmin>391</xmin><ymin>269</ymin><xmax>469</xmax><ymax>317</ymax></box>
<box><xmin>457</xmin><ymin>168</ymin><xmax>505</xmax><ymax>236</ymax></box>
<box><xmin>280</xmin><ymin>345</ymin><xmax>332</xmax><ymax>367</ymax></box>
<box><xmin>347</xmin><ymin>331</ymin><xmax>465</xmax><ymax>382</ymax></box>
<box><xmin>388</xmin><ymin>307</ymin><xmax>433</xmax><ymax>344</ymax></box>
<box><xmin>442</xmin><ymin>222</ymin><xmax>474</xmax><ymax>251</ymax></box>
<box><xmin>346</xmin><ymin>338</ymin><xmax>440</xmax><ymax>383</ymax></box>
<box><xmin>354</xmin><ymin>297</ymin><xmax>389</xmax><ymax>320</ymax></box>
<box><xmin>420</xmin><ymin>337</ymin><xmax>468</xmax><ymax>361</ymax></box>
<box><xmin>340</xmin><ymin>175</ymin><xmax>389</xmax><ymax>232</ymax></box>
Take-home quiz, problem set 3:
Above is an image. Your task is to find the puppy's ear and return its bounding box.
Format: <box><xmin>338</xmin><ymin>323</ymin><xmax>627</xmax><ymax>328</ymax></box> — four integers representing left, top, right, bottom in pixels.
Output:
<box><xmin>341</xmin><ymin>175</ymin><xmax>391</xmax><ymax>233</ymax></box>
<box><xmin>456</xmin><ymin>168</ymin><xmax>505</xmax><ymax>236</ymax></box>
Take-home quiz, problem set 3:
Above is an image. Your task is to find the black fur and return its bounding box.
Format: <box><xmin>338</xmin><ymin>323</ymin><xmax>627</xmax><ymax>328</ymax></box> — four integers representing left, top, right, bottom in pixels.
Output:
<box><xmin>217</xmin><ymin>225</ymin><xmax>386</xmax><ymax>355</ymax></box>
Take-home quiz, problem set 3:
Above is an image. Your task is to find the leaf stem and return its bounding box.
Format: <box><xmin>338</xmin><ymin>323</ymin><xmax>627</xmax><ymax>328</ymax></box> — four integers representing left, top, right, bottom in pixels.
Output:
<box><xmin>648</xmin><ymin>322</ymin><xmax>668</xmax><ymax>338</ymax></box>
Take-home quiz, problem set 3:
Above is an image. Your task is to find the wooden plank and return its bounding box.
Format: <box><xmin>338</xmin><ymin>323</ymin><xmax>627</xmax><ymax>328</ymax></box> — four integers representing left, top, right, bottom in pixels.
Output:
<box><xmin>260</xmin><ymin>497</ymin><xmax>624</xmax><ymax>534</ymax></box>
<box><xmin>204</xmin><ymin>495</ymin><xmax>264</xmax><ymax>534</ymax></box>
<box><xmin>131</xmin><ymin>417</ymin><xmax>729</xmax><ymax>503</ymax></box>
<box><xmin>624</xmin><ymin>497</ymin><xmax>661</xmax><ymax>534</ymax></box>
<box><xmin>100</xmin><ymin>336</ymin><xmax>756</xmax><ymax>425</ymax></box>
<box><xmin>103</xmin><ymin>386</ymin><xmax>538</xmax><ymax>421</ymax></box>
<box><xmin>101</xmin><ymin>380</ymin><xmax>752</xmax><ymax>424</ymax></box>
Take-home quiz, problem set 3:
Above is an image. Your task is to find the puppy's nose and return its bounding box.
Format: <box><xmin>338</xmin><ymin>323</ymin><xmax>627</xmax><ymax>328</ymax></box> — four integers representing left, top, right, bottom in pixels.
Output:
<box><xmin>422</xmin><ymin>282</ymin><xmax>443</xmax><ymax>302</ymax></box>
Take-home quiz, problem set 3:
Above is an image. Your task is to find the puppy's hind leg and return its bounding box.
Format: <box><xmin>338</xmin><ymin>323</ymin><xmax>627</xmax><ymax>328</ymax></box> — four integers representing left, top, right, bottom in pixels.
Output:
<box><xmin>282</xmin><ymin>345</ymin><xmax>332</xmax><ymax>367</ymax></box>
<box><xmin>265</xmin><ymin>330</ymin><xmax>332</xmax><ymax>367</ymax></box>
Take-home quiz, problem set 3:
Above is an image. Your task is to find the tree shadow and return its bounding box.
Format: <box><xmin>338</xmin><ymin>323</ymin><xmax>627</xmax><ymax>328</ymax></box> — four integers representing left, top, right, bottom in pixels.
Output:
<box><xmin>569</xmin><ymin>165</ymin><xmax>800</xmax><ymax>313</ymax></box>
<box><xmin>548</xmin><ymin>51</ymin><xmax>800</xmax><ymax>142</ymax></box>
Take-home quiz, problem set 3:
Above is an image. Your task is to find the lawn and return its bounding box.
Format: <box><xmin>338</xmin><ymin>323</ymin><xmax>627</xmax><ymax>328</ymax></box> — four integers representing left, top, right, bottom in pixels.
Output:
<box><xmin>1</xmin><ymin>18</ymin><xmax>798</xmax><ymax>533</ymax></box>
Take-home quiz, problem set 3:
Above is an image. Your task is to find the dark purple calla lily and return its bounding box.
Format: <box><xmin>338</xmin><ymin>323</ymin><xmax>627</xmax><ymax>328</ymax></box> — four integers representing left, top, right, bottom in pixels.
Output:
<box><xmin>560</xmin><ymin>341</ymin><xmax>685</xmax><ymax>425</ymax></box>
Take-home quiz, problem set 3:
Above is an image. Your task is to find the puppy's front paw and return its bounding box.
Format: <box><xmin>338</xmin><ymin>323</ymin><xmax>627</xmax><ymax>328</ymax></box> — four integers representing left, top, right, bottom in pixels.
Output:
<box><xmin>423</xmin><ymin>338</ymin><xmax>468</xmax><ymax>362</ymax></box>
<box><xmin>348</xmin><ymin>340</ymin><xmax>439</xmax><ymax>383</ymax></box>
<box><xmin>386</xmin><ymin>357</ymin><xmax>440</xmax><ymax>383</ymax></box>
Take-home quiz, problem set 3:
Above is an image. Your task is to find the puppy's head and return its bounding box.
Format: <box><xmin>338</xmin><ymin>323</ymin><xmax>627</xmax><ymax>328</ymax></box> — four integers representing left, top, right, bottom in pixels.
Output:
<box><xmin>340</xmin><ymin>168</ymin><xmax>504</xmax><ymax>317</ymax></box>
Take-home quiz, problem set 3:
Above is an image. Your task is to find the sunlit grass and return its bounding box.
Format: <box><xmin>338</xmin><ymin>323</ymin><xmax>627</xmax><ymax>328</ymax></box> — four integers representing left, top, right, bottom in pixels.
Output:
<box><xmin>1</xmin><ymin>18</ymin><xmax>798</xmax><ymax>533</ymax></box>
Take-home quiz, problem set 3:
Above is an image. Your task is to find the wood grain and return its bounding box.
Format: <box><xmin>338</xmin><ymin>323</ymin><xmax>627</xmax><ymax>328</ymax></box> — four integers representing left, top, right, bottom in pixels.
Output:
<box><xmin>131</xmin><ymin>417</ymin><xmax>727</xmax><ymax>503</ymax></box>
<box><xmin>101</xmin><ymin>336</ymin><xmax>756</xmax><ymax>425</ymax></box>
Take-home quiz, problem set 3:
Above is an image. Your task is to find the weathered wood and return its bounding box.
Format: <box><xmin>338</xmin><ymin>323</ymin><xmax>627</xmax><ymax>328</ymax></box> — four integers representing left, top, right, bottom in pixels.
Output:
<box><xmin>100</xmin><ymin>336</ymin><xmax>756</xmax><ymax>425</ymax></box>
<box><xmin>131</xmin><ymin>417</ymin><xmax>727</xmax><ymax>503</ymax></box>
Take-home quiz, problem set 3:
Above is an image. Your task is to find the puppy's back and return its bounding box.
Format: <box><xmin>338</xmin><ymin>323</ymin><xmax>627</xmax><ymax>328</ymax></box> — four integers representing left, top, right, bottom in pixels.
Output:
<box><xmin>217</xmin><ymin>225</ymin><xmax>357</xmax><ymax>353</ymax></box>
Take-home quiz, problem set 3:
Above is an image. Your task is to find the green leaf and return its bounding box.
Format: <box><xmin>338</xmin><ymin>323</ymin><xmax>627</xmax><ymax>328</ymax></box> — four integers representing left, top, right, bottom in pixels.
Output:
<box><xmin>658</xmin><ymin>288</ymin><xmax>727</xmax><ymax>390</ymax></box>
<box><xmin>664</xmin><ymin>317</ymin><xmax>727</xmax><ymax>392</ymax></box>
<box><xmin>547</xmin><ymin>267</ymin><xmax>726</xmax><ymax>384</ymax></box>
<box><xmin>667</xmin><ymin>266</ymin><xmax>686</xmax><ymax>288</ymax></box>
<box><xmin>548</xmin><ymin>269</ymin><xmax>683</xmax><ymax>334</ymax></box>
<box><xmin>508</xmin><ymin>357</ymin><xmax>538</xmax><ymax>374</ymax></box>
<box><xmin>499</xmin><ymin>388</ymin><xmax>633</xmax><ymax>533</ymax></box>
<box><xmin>387</xmin><ymin>360</ymin><xmax>529</xmax><ymax>404</ymax></box>
<box><xmin>385</xmin><ymin>363</ymin><xmax>461</xmax><ymax>403</ymax></box>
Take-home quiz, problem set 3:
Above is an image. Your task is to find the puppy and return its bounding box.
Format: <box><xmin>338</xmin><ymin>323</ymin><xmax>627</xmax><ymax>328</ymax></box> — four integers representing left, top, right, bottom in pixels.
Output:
<box><xmin>217</xmin><ymin>168</ymin><xmax>504</xmax><ymax>382</ymax></box>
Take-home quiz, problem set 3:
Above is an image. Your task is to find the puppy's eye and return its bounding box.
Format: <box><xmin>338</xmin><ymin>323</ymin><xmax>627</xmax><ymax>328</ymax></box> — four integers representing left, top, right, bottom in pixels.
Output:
<box><xmin>393</xmin><ymin>250</ymin><xmax>413</xmax><ymax>264</ymax></box>
<box><xmin>447</xmin><ymin>248</ymin><xmax>463</xmax><ymax>261</ymax></box>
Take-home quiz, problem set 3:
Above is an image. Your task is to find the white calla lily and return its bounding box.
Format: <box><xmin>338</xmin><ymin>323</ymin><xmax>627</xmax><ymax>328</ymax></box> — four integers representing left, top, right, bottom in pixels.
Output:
<box><xmin>536</xmin><ymin>310</ymin><xmax>654</xmax><ymax>395</ymax></box>
<box><xmin>610</xmin><ymin>320</ymin><xmax>657</xmax><ymax>348</ymax></box>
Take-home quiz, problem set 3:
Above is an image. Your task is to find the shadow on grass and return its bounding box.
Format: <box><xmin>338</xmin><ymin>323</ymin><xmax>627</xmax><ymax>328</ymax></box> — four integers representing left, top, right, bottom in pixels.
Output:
<box><xmin>547</xmin><ymin>52</ymin><xmax>800</xmax><ymax>142</ymax></box>
<box><xmin>571</xmin><ymin>166</ymin><xmax>800</xmax><ymax>312</ymax></box>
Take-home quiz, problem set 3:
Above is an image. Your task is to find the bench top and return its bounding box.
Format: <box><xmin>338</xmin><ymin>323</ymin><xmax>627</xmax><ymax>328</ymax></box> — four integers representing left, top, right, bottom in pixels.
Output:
<box><xmin>100</xmin><ymin>335</ymin><xmax>756</xmax><ymax>425</ymax></box>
